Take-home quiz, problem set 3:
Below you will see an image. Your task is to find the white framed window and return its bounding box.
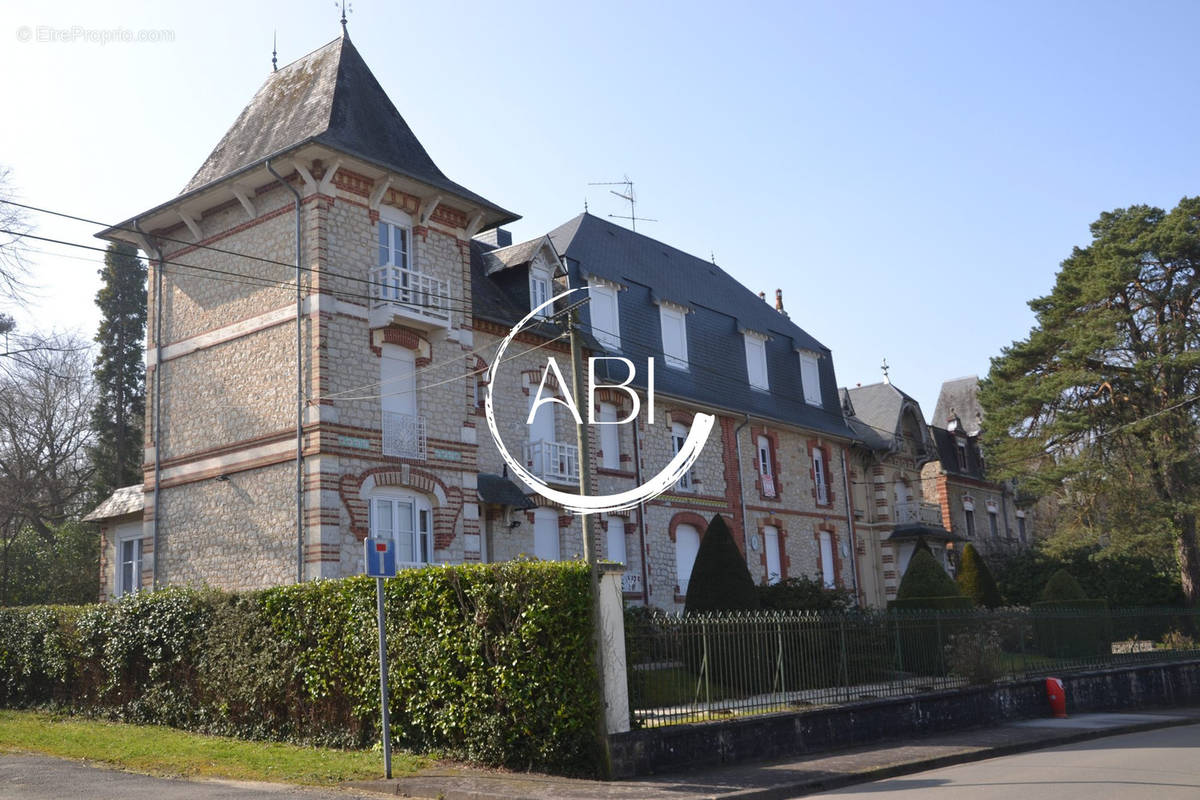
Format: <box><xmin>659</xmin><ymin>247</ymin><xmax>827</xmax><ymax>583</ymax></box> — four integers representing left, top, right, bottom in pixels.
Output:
<box><xmin>370</xmin><ymin>492</ymin><xmax>432</xmax><ymax>567</ymax></box>
<box><xmin>533</xmin><ymin>507</ymin><xmax>560</xmax><ymax>561</ymax></box>
<box><xmin>764</xmin><ymin>525</ymin><xmax>782</xmax><ymax>585</ymax></box>
<box><xmin>588</xmin><ymin>279</ymin><xmax>621</xmax><ymax>351</ymax></box>
<box><xmin>757</xmin><ymin>434</ymin><xmax>776</xmax><ymax>497</ymax></box>
<box><xmin>605</xmin><ymin>514</ymin><xmax>627</xmax><ymax>565</ymax></box>
<box><xmin>381</xmin><ymin>344</ymin><xmax>416</xmax><ymax>418</ymax></box>
<box><xmin>819</xmin><ymin>531</ymin><xmax>836</xmax><ymax>589</ymax></box>
<box><xmin>377</xmin><ymin>215</ymin><xmax>412</xmax><ymax>271</ymax></box>
<box><xmin>598</xmin><ymin>401</ymin><xmax>620</xmax><ymax>469</ymax></box>
<box><xmin>744</xmin><ymin>332</ymin><xmax>769</xmax><ymax>390</ymax></box>
<box><xmin>115</xmin><ymin>522</ymin><xmax>144</xmax><ymax>598</ymax></box>
<box><xmin>529</xmin><ymin>269</ymin><xmax>551</xmax><ymax>319</ymax></box>
<box><xmin>812</xmin><ymin>446</ymin><xmax>829</xmax><ymax>505</ymax></box>
<box><xmin>658</xmin><ymin>303</ymin><xmax>688</xmax><ymax>369</ymax></box>
<box><xmin>799</xmin><ymin>351</ymin><xmax>821</xmax><ymax>406</ymax></box>
<box><xmin>671</xmin><ymin>421</ymin><xmax>693</xmax><ymax>491</ymax></box>
<box><xmin>674</xmin><ymin>523</ymin><xmax>701</xmax><ymax>595</ymax></box>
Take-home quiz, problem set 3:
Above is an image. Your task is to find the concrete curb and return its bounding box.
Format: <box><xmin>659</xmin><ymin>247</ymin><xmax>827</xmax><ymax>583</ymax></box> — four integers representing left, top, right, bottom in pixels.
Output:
<box><xmin>711</xmin><ymin>715</ymin><xmax>1200</xmax><ymax>800</ymax></box>
<box><xmin>347</xmin><ymin>713</ymin><xmax>1199</xmax><ymax>799</ymax></box>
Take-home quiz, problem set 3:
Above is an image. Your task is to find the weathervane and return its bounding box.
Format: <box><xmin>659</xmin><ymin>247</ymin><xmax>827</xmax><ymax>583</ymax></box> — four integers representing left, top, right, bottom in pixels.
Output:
<box><xmin>337</xmin><ymin>0</ymin><xmax>353</xmax><ymax>33</ymax></box>
<box><xmin>881</xmin><ymin>357</ymin><xmax>891</xmax><ymax>384</ymax></box>
<box><xmin>271</xmin><ymin>30</ymin><xmax>277</xmax><ymax>71</ymax></box>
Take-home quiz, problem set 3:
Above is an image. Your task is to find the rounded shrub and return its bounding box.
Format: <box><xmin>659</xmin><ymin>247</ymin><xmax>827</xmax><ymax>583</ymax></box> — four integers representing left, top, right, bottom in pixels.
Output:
<box><xmin>1040</xmin><ymin>569</ymin><xmax>1087</xmax><ymax>602</ymax></box>
<box><xmin>955</xmin><ymin>543</ymin><xmax>1002</xmax><ymax>608</ymax></box>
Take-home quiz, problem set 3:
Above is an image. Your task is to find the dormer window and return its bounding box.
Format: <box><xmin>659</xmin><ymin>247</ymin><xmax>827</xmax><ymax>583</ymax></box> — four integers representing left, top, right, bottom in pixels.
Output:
<box><xmin>743</xmin><ymin>331</ymin><xmax>769</xmax><ymax>391</ymax></box>
<box><xmin>529</xmin><ymin>271</ymin><xmax>551</xmax><ymax>318</ymax></box>
<box><xmin>658</xmin><ymin>301</ymin><xmax>689</xmax><ymax>369</ymax></box>
<box><xmin>588</xmin><ymin>278</ymin><xmax>621</xmax><ymax>351</ymax></box>
<box><xmin>956</xmin><ymin>437</ymin><xmax>968</xmax><ymax>471</ymax></box>
<box><xmin>798</xmin><ymin>350</ymin><xmax>821</xmax><ymax>406</ymax></box>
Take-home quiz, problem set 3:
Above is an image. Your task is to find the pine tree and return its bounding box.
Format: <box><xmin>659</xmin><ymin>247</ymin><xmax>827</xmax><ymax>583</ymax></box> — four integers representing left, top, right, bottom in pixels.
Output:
<box><xmin>955</xmin><ymin>543</ymin><xmax>1003</xmax><ymax>607</ymax></box>
<box><xmin>89</xmin><ymin>242</ymin><xmax>146</xmax><ymax>500</ymax></box>
<box><xmin>896</xmin><ymin>548</ymin><xmax>959</xmax><ymax>600</ymax></box>
<box><xmin>683</xmin><ymin>514</ymin><xmax>760</xmax><ymax>614</ymax></box>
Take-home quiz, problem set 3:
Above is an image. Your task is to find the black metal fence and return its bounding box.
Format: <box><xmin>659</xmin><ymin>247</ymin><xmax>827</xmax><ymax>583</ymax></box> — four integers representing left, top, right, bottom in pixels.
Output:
<box><xmin>624</xmin><ymin>606</ymin><xmax>1200</xmax><ymax>728</ymax></box>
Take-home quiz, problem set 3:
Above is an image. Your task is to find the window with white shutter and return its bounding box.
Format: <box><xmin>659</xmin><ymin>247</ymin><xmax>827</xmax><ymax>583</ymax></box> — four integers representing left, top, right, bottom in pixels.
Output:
<box><xmin>799</xmin><ymin>351</ymin><xmax>822</xmax><ymax>406</ymax></box>
<box><xmin>659</xmin><ymin>304</ymin><xmax>688</xmax><ymax>369</ymax></box>
<box><xmin>588</xmin><ymin>280</ymin><xmax>620</xmax><ymax>351</ymax></box>
<box><xmin>744</xmin><ymin>333</ymin><xmax>769</xmax><ymax>390</ymax></box>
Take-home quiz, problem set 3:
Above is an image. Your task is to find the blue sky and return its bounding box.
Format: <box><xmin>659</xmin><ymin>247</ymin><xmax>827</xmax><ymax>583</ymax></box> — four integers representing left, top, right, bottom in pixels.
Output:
<box><xmin>2</xmin><ymin>0</ymin><xmax>1198</xmax><ymax>415</ymax></box>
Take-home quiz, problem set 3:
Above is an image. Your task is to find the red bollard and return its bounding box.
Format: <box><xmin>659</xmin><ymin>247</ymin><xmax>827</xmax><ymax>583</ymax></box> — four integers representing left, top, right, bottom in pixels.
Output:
<box><xmin>1045</xmin><ymin>677</ymin><xmax>1067</xmax><ymax>718</ymax></box>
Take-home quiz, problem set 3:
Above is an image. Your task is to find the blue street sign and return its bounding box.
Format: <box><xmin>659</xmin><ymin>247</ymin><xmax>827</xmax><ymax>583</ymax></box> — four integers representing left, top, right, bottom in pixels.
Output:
<box><xmin>365</xmin><ymin>537</ymin><xmax>397</xmax><ymax>578</ymax></box>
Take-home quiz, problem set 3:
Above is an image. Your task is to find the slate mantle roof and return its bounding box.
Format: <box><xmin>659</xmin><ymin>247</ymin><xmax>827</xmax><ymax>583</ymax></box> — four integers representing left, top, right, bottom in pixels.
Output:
<box><xmin>83</xmin><ymin>485</ymin><xmax>144</xmax><ymax>522</ymax></box>
<box><xmin>180</xmin><ymin>34</ymin><xmax>514</xmax><ymax>219</ymax></box>
<box><xmin>841</xmin><ymin>381</ymin><xmax>934</xmax><ymax>453</ymax></box>
<box><xmin>932</xmin><ymin>376</ymin><xmax>984</xmax><ymax>434</ymax></box>
<box><xmin>540</xmin><ymin>213</ymin><xmax>857</xmax><ymax>440</ymax></box>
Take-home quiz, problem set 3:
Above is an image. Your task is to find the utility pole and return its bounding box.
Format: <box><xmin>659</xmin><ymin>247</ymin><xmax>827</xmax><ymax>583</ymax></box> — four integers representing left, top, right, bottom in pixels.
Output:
<box><xmin>568</xmin><ymin>307</ymin><xmax>613</xmax><ymax>775</ymax></box>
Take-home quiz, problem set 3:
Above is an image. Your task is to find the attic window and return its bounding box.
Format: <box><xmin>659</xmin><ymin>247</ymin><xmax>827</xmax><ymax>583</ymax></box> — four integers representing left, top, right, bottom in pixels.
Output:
<box><xmin>588</xmin><ymin>278</ymin><xmax>621</xmax><ymax>351</ymax></box>
<box><xmin>744</xmin><ymin>331</ymin><xmax>769</xmax><ymax>391</ymax></box>
<box><xmin>658</xmin><ymin>302</ymin><xmax>689</xmax><ymax>369</ymax></box>
<box><xmin>799</xmin><ymin>351</ymin><xmax>821</xmax><ymax>406</ymax></box>
<box><xmin>529</xmin><ymin>269</ymin><xmax>551</xmax><ymax>319</ymax></box>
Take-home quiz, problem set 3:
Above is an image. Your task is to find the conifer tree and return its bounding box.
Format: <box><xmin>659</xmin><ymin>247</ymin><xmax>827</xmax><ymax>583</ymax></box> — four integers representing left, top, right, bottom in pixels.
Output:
<box><xmin>89</xmin><ymin>242</ymin><xmax>146</xmax><ymax>500</ymax></box>
<box><xmin>955</xmin><ymin>543</ymin><xmax>1002</xmax><ymax>607</ymax></box>
<box><xmin>684</xmin><ymin>514</ymin><xmax>760</xmax><ymax>614</ymax></box>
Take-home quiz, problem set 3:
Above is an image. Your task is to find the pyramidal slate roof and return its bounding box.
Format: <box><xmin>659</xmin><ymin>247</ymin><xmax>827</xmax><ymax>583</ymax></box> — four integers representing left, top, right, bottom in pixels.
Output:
<box><xmin>932</xmin><ymin>375</ymin><xmax>983</xmax><ymax>433</ymax></box>
<box><xmin>544</xmin><ymin>213</ymin><xmax>856</xmax><ymax>440</ymax></box>
<box><xmin>181</xmin><ymin>34</ymin><xmax>513</xmax><ymax>218</ymax></box>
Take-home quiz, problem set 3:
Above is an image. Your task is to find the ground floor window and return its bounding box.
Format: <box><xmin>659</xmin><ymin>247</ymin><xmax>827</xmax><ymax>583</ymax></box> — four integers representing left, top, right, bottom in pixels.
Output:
<box><xmin>117</xmin><ymin>535</ymin><xmax>143</xmax><ymax>597</ymax></box>
<box><xmin>674</xmin><ymin>523</ymin><xmax>700</xmax><ymax>595</ymax></box>
<box><xmin>764</xmin><ymin>524</ymin><xmax>782</xmax><ymax>584</ymax></box>
<box><xmin>533</xmin><ymin>507</ymin><xmax>560</xmax><ymax>561</ymax></box>
<box><xmin>370</xmin><ymin>492</ymin><xmax>432</xmax><ymax>567</ymax></box>
<box><xmin>818</xmin><ymin>531</ymin><xmax>835</xmax><ymax>588</ymax></box>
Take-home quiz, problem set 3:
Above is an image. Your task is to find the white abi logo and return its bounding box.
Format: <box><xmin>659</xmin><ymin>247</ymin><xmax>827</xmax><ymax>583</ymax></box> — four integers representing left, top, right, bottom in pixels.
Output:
<box><xmin>485</xmin><ymin>289</ymin><xmax>714</xmax><ymax>514</ymax></box>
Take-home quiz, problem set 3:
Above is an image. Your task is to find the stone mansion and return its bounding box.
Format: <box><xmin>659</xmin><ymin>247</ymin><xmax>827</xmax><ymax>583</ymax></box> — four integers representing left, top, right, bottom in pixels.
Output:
<box><xmin>86</xmin><ymin>31</ymin><xmax>1032</xmax><ymax>609</ymax></box>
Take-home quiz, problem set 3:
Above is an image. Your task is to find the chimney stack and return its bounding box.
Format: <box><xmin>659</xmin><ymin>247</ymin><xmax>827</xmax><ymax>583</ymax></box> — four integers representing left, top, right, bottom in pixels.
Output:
<box><xmin>775</xmin><ymin>289</ymin><xmax>784</xmax><ymax>313</ymax></box>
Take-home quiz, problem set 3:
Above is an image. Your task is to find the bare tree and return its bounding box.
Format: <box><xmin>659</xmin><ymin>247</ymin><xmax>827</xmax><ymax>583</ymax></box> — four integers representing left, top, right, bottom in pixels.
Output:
<box><xmin>0</xmin><ymin>166</ymin><xmax>33</xmax><ymax>308</ymax></box>
<box><xmin>0</xmin><ymin>333</ymin><xmax>95</xmax><ymax>602</ymax></box>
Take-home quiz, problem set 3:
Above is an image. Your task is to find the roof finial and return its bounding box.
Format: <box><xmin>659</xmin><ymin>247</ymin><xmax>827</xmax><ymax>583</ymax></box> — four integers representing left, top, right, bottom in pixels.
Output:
<box><xmin>339</xmin><ymin>0</ymin><xmax>351</xmax><ymax>34</ymax></box>
<box><xmin>271</xmin><ymin>30</ymin><xmax>277</xmax><ymax>72</ymax></box>
<box><xmin>881</xmin><ymin>357</ymin><xmax>891</xmax><ymax>384</ymax></box>
<box><xmin>584</xmin><ymin>197</ymin><xmax>588</xmax><ymax>213</ymax></box>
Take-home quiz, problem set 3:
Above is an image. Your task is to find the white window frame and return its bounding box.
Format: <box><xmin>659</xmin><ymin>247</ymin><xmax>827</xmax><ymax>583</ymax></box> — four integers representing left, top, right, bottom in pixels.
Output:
<box><xmin>812</xmin><ymin>446</ymin><xmax>829</xmax><ymax>505</ymax></box>
<box><xmin>744</xmin><ymin>331</ymin><xmax>769</xmax><ymax>391</ymax></box>
<box><xmin>764</xmin><ymin>524</ymin><xmax>782</xmax><ymax>585</ymax></box>
<box><xmin>115</xmin><ymin>524</ymin><xmax>144</xmax><ymax>598</ymax></box>
<box><xmin>529</xmin><ymin>265</ymin><xmax>552</xmax><ymax>319</ymax></box>
<box><xmin>381</xmin><ymin>344</ymin><xmax>417</xmax><ymax>418</ymax></box>
<box><xmin>799</xmin><ymin>350</ymin><xmax>821</xmax><ymax>406</ymax></box>
<box><xmin>658</xmin><ymin>302</ymin><xmax>689</xmax><ymax>369</ymax></box>
<box><xmin>671</xmin><ymin>421</ymin><xmax>693</xmax><ymax>491</ymax></box>
<box><xmin>533</xmin><ymin>507</ymin><xmax>560</xmax><ymax>561</ymax></box>
<box><xmin>757</xmin><ymin>434</ymin><xmax>776</xmax><ymax>497</ymax></box>
<box><xmin>598</xmin><ymin>401</ymin><xmax>620</xmax><ymax>470</ymax></box>
<box><xmin>605</xmin><ymin>514</ymin><xmax>627</xmax><ymax>565</ymax></box>
<box><xmin>819</xmin><ymin>531</ymin><xmax>836</xmax><ymax>589</ymax></box>
<box><xmin>377</xmin><ymin>208</ymin><xmax>413</xmax><ymax>271</ymax></box>
<box><xmin>369</xmin><ymin>490</ymin><xmax>433</xmax><ymax>568</ymax></box>
<box><xmin>588</xmin><ymin>278</ymin><xmax>621</xmax><ymax>351</ymax></box>
<box><xmin>674</xmin><ymin>523</ymin><xmax>701</xmax><ymax>595</ymax></box>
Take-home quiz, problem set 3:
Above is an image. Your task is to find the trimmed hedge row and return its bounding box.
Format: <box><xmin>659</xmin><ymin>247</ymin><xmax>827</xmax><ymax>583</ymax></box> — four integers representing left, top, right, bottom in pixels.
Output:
<box><xmin>0</xmin><ymin>561</ymin><xmax>603</xmax><ymax>776</ymax></box>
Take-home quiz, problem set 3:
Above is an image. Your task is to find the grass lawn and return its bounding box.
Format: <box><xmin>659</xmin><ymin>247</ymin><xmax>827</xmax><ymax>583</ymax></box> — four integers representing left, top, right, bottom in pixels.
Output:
<box><xmin>0</xmin><ymin>709</ymin><xmax>425</xmax><ymax>785</ymax></box>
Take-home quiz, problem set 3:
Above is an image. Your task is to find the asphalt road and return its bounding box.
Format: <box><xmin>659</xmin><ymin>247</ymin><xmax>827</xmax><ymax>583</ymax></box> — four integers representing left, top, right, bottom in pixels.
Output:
<box><xmin>813</xmin><ymin>722</ymin><xmax>1200</xmax><ymax>799</ymax></box>
<box><xmin>0</xmin><ymin>755</ymin><xmax>379</xmax><ymax>800</ymax></box>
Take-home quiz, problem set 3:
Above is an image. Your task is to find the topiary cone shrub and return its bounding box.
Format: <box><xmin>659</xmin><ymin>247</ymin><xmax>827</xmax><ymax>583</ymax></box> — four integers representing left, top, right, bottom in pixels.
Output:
<box><xmin>889</xmin><ymin>548</ymin><xmax>970</xmax><ymax>677</ymax></box>
<box><xmin>1033</xmin><ymin>568</ymin><xmax>1111</xmax><ymax>659</ymax></box>
<box><xmin>683</xmin><ymin>514</ymin><xmax>771</xmax><ymax>694</ymax></box>
<box><xmin>956</xmin><ymin>543</ymin><xmax>1003</xmax><ymax>608</ymax></box>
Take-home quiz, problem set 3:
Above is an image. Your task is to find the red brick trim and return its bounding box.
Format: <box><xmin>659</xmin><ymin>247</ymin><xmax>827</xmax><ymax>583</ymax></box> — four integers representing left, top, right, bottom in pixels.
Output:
<box><xmin>667</xmin><ymin>511</ymin><xmax>708</xmax><ymax>543</ymax></box>
<box><xmin>665</xmin><ymin>409</ymin><xmax>695</xmax><ymax>428</ymax></box>
<box><xmin>338</xmin><ymin>465</ymin><xmax>459</xmax><ymax>541</ymax></box>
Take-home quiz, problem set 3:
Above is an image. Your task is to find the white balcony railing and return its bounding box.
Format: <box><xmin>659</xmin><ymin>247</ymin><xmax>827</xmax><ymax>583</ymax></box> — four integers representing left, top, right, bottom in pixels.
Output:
<box><xmin>382</xmin><ymin>411</ymin><xmax>426</xmax><ymax>460</ymax></box>
<box><xmin>621</xmin><ymin>572</ymin><xmax>643</xmax><ymax>594</ymax></box>
<box><xmin>369</xmin><ymin>265</ymin><xmax>451</xmax><ymax>328</ymax></box>
<box><xmin>524</xmin><ymin>439</ymin><xmax>579</xmax><ymax>484</ymax></box>
<box><xmin>895</xmin><ymin>501</ymin><xmax>943</xmax><ymax>526</ymax></box>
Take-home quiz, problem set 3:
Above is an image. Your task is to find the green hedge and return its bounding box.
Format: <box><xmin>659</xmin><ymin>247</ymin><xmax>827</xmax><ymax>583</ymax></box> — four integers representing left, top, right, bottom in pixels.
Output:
<box><xmin>0</xmin><ymin>561</ymin><xmax>603</xmax><ymax>776</ymax></box>
<box><xmin>888</xmin><ymin>596</ymin><xmax>975</xmax><ymax>612</ymax></box>
<box><xmin>1031</xmin><ymin>599</ymin><xmax>1112</xmax><ymax>659</ymax></box>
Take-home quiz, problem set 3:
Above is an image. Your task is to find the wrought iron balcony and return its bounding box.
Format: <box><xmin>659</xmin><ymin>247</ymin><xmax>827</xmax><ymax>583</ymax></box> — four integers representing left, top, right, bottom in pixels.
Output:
<box><xmin>524</xmin><ymin>439</ymin><xmax>579</xmax><ymax>484</ymax></box>
<box><xmin>894</xmin><ymin>500</ymin><xmax>944</xmax><ymax>526</ymax></box>
<box><xmin>382</xmin><ymin>411</ymin><xmax>426</xmax><ymax>460</ymax></box>
<box><xmin>369</xmin><ymin>265</ymin><xmax>451</xmax><ymax>330</ymax></box>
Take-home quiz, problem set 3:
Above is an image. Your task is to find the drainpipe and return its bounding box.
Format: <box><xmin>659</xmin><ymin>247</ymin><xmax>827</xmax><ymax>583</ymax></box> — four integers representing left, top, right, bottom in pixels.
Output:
<box><xmin>840</xmin><ymin>445</ymin><xmax>863</xmax><ymax>607</ymax></box>
<box><xmin>137</xmin><ymin>220</ymin><xmax>163</xmax><ymax>590</ymax></box>
<box><xmin>733</xmin><ymin>414</ymin><xmax>751</xmax><ymax>566</ymax></box>
<box><xmin>631</xmin><ymin>413</ymin><xmax>650</xmax><ymax>605</ymax></box>
<box><xmin>267</xmin><ymin>158</ymin><xmax>305</xmax><ymax>584</ymax></box>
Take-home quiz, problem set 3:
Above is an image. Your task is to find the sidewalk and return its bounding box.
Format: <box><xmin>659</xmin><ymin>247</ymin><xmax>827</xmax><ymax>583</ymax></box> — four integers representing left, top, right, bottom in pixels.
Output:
<box><xmin>347</xmin><ymin>707</ymin><xmax>1200</xmax><ymax>799</ymax></box>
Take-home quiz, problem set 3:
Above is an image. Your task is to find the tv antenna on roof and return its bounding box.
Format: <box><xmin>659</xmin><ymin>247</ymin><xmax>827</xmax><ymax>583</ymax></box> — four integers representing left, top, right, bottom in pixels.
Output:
<box><xmin>588</xmin><ymin>176</ymin><xmax>657</xmax><ymax>231</ymax></box>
